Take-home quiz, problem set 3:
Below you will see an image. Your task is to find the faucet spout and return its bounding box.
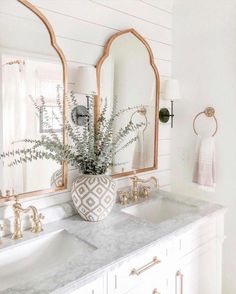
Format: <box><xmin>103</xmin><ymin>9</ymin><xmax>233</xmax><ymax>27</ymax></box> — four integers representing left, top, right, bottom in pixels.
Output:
<box><xmin>147</xmin><ymin>177</ymin><xmax>159</xmax><ymax>189</ymax></box>
<box><xmin>29</xmin><ymin>205</ymin><xmax>44</xmax><ymax>234</ymax></box>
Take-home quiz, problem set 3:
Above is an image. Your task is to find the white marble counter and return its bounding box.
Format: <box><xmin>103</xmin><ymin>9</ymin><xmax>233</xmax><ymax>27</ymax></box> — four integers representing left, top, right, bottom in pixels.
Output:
<box><xmin>0</xmin><ymin>191</ymin><xmax>225</xmax><ymax>294</ymax></box>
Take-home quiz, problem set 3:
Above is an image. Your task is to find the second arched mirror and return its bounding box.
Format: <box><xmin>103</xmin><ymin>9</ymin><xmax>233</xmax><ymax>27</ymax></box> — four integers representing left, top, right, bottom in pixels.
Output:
<box><xmin>96</xmin><ymin>29</ymin><xmax>160</xmax><ymax>178</ymax></box>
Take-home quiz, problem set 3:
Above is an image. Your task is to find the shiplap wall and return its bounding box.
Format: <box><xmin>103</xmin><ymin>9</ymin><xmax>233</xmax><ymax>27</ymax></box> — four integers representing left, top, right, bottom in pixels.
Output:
<box><xmin>0</xmin><ymin>0</ymin><xmax>173</xmax><ymax>214</ymax></box>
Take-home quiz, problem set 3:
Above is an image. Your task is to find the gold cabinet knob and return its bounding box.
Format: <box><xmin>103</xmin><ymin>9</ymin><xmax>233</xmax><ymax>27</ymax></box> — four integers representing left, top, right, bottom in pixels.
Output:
<box><xmin>152</xmin><ymin>289</ymin><xmax>160</xmax><ymax>294</ymax></box>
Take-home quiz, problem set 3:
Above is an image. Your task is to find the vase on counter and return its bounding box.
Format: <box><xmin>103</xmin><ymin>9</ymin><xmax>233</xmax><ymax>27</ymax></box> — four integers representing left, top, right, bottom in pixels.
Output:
<box><xmin>71</xmin><ymin>174</ymin><xmax>116</xmax><ymax>222</ymax></box>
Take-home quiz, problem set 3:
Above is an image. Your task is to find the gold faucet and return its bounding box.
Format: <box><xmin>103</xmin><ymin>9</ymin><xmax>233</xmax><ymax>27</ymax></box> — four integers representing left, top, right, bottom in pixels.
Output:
<box><xmin>12</xmin><ymin>196</ymin><xmax>44</xmax><ymax>240</ymax></box>
<box><xmin>130</xmin><ymin>176</ymin><xmax>159</xmax><ymax>201</ymax></box>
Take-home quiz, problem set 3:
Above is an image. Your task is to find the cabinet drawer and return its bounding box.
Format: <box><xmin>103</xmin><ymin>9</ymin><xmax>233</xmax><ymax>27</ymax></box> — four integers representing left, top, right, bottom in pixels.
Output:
<box><xmin>124</xmin><ymin>277</ymin><xmax>167</xmax><ymax>294</ymax></box>
<box><xmin>108</xmin><ymin>243</ymin><xmax>168</xmax><ymax>294</ymax></box>
<box><xmin>179</xmin><ymin>217</ymin><xmax>217</xmax><ymax>257</ymax></box>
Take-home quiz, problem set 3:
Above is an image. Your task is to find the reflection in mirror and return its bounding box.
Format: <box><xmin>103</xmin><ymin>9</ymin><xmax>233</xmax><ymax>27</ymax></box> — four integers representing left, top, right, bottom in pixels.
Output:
<box><xmin>0</xmin><ymin>0</ymin><xmax>66</xmax><ymax>197</ymax></box>
<box><xmin>97</xmin><ymin>29</ymin><xmax>159</xmax><ymax>177</ymax></box>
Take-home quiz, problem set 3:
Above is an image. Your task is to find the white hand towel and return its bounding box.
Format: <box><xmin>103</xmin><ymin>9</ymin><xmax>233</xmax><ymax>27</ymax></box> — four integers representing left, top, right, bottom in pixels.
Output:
<box><xmin>132</xmin><ymin>130</ymin><xmax>145</xmax><ymax>169</ymax></box>
<box><xmin>192</xmin><ymin>136</ymin><xmax>216</xmax><ymax>192</ymax></box>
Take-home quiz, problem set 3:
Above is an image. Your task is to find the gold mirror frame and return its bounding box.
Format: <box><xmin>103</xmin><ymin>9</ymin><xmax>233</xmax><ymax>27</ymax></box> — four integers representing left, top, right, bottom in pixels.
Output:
<box><xmin>96</xmin><ymin>28</ymin><xmax>160</xmax><ymax>179</ymax></box>
<box><xmin>0</xmin><ymin>0</ymin><xmax>68</xmax><ymax>203</ymax></box>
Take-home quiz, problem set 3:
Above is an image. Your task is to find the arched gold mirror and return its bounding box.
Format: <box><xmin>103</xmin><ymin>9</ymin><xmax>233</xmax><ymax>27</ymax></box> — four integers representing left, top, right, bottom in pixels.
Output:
<box><xmin>96</xmin><ymin>29</ymin><xmax>160</xmax><ymax>178</ymax></box>
<box><xmin>0</xmin><ymin>0</ymin><xmax>67</xmax><ymax>203</ymax></box>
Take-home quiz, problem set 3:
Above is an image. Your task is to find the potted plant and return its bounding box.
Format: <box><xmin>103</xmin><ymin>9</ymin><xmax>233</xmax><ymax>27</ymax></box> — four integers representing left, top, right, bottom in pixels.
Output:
<box><xmin>1</xmin><ymin>90</ymin><xmax>144</xmax><ymax>221</ymax></box>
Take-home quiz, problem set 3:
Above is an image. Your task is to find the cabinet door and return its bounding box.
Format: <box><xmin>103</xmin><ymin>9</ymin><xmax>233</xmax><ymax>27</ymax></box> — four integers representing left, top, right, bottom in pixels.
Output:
<box><xmin>174</xmin><ymin>239</ymin><xmax>217</xmax><ymax>294</ymax></box>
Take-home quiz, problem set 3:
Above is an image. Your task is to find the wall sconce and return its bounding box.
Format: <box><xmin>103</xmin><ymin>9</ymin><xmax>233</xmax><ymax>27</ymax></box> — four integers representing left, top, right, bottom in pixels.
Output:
<box><xmin>73</xmin><ymin>66</ymin><xmax>97</xmax><ymax>126</ymax></box>
<box><xmin>159</xmin><ymin>79</ymin><xmax>181</xmax><ymax>128</ymax></box>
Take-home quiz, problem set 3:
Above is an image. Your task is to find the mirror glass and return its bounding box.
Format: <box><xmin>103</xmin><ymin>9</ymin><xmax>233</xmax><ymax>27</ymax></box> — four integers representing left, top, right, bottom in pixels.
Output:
<box><xmin>0</xmin><ymin>0</ymin><xmax>65</xmax><ymax>196</ymax></box>
<box><xmin>97</xmin><ymin>31</ymin><xmax>159</xmax><ymax>176</ymax></box>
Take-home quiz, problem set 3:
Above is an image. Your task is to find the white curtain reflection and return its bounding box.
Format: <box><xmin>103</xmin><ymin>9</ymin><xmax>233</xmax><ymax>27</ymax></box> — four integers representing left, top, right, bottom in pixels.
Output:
<box><xmin>1</xmin><ymin>58</ymin><xmax>62</xmax><ymax>194</ymax></box>
<box><xmin>2</xmin><ymin>62</ymin><xmax>27</xmax><ymax>194</ymax></box>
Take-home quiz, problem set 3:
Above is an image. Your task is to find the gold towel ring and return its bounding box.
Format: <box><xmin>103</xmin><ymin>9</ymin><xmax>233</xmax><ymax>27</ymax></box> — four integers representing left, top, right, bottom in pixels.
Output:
<box><xmin>193</xmin><ymin>107</ymin><xmax>218</xmax><ymax>137</ymax></box>
<box><xmin>130</xmin><ymin>106</ymin><xmax>148</xmax><ymax>131</ymax></box>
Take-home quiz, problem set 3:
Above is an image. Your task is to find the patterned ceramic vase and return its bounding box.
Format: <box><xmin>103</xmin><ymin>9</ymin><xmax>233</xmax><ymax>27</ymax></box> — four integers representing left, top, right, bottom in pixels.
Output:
<box><xmin>71</xmin><ymin>174</ymin><xmax>116</xmax><ymax>221</ymax></box>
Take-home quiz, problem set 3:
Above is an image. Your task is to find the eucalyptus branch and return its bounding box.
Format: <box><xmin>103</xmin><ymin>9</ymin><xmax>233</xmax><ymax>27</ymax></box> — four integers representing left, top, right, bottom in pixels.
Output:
<box><xmin>0</xmin><ymin>91</ymin><xmax>145</xmax><ymax>175</ymax></box>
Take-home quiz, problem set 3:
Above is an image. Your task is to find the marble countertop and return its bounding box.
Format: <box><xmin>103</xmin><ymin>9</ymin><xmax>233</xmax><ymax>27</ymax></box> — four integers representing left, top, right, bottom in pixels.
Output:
<box><xmin>0</xmin><ymin>190</ymin><xmax>225</xmax><ymax>294</ymax></box>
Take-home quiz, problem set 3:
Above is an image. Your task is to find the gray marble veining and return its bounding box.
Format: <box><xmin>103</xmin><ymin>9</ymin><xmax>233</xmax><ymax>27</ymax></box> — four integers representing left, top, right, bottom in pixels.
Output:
<box><xmin>0</xmin><ymin>190</ymin><xmax>225</xmax><ymax>294</ymax></box>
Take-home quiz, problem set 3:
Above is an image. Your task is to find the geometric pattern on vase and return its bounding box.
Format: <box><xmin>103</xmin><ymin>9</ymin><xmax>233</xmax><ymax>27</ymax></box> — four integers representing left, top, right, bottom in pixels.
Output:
<box><xmin>71</xmin><ymin>174</ymin><xmax>116</xmax><ymax>222</ymax></box>
<box><xmin>50</xmin><ymin>168</ymin><xmax>63</xmax><ymax>188</ymax></box>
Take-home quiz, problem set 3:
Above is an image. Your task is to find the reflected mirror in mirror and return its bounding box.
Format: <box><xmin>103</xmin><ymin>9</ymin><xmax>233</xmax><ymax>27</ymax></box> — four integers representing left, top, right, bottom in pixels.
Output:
<box><xmin>0</xmin><ymin>0</ymin><xmax>66</xmax><ymax>198</ymax></box>
<box><xmin>96</xmin><ymin>29</ymin><xmax>159</xmax><ymax>177</ymax></box>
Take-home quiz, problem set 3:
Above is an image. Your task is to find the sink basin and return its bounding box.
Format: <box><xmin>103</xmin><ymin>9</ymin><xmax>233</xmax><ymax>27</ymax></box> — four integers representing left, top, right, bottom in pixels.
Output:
<box><xmin>122</xmin><ymin>197</ymin><xmax>195</xmax><ymax>224</ymax></box>
<box><xmin>0</xmin><ymin>230</ymin><xmax>96</xmax><ymax>291</ymax></box>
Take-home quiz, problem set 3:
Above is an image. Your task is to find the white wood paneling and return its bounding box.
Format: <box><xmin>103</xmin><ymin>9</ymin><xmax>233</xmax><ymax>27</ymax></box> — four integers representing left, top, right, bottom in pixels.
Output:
<box><xmin>159</xmin><ymin>139</ymin><xmax>171</xmax><ymax>156</ymax></box>
<box><xmin>30</xmin><ymin>0</ymin><xmax>172</xmax><ymax>44</ymax></box>
<box><xmin>159</xmin><ymin>123</ymin><xmax>172</xmax><ymax>140</ymax></box>
<box><xmin>91</xmin><ymin>0</ymin><xmax>172</xmax><ymax>28</ymax></box>
<box><xmin>140</xmin><ymin>0</ymin><xmax>174</xmax><ymax>12</ymax></box>
<box><xmin>158</xmin><ymin>155</ymin><xmax>171</xmax><ymax>171</ymax></box>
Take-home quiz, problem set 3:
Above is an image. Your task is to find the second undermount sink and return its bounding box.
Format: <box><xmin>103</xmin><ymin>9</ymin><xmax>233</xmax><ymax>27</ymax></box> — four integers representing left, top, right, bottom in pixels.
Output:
<box><xmin>0</xmin><ymin>229</ymin><xmax>96</xmax><ymax>291</ymax></box>
<box><xmin>122</xmin><ymin>196</ymin><xmax>196</xmax><ymax>224</ymax></box>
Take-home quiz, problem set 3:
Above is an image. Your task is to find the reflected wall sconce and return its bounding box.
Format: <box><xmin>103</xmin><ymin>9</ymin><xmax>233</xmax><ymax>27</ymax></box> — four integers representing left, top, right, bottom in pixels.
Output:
<box><xmin>159</xmin><ymin>79</ymin><xmax>181</xmax><ymax>128</ymax></box>
<box><xmin>74</xmin><ymin>66</ymin><xmax>97</xmax><ymax>96</ymax></box>
<box><xmin>73</xmin><ymin>66</ymin><xmax>97</xmax><ymax>126</ymax></box>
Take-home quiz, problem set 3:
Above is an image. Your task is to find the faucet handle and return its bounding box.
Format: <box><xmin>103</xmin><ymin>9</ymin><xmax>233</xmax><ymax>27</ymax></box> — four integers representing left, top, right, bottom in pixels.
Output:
<box><xmin>6</xmin><ymin>190</ymin><xmax>11</xmax><ymax>197</ymax></box>
<box><xmin>141</xmin><ymin>186</ymin><xmax>151</xmax><ymax>198</ymax></box>
<box><xmin>31</xmin><ymin>211</ymin><xmax>44</xmax><ymax>234</ymax></box>
<box><xmin>0</xmin><ymin>222</ymin><xmax>4</xmax><ymax>234</ymax></box>
<box><xmin>118</xmin><ymin>191</ymin><xmax>130</xmax><ymax>205</ymax></box>
<box><xmin>0</xmin><ymin>221</ymin><xmax>5</xmax><ymax>244</ymax></box>
<box><xmin>38</xmin><ymin>213</ymin><xmax>45</xmax><ymax>220</ymax></box>
<box><xmin>30</xmin><ymin>212</ymin><xmax>45</xmax><ymax>221</ymax></box>
<box><xmin>14</xmin><ymin>195</ymin><xmax>20</xmax><ymax>203</ymax></box>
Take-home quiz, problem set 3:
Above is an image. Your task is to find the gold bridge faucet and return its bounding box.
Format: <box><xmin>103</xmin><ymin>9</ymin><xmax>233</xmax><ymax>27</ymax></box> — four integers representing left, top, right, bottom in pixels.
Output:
<box><xmin>12</xmin><ymin>196</ymin><xmax>44</xmax><ymax>240</ymax></box>
<box><xmin>130</xmin><ymin>175</ymin><xmax>159</xmax><ymax>202</ymax></box>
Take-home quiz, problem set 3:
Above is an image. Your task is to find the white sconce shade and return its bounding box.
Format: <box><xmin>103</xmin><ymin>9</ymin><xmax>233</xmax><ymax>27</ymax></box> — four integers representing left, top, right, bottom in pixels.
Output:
<box><xmin>74</xmin><ymin>66</ymin><xmax>97</xmax><ymax>95</ymax></box>
<box><xmin>163</xmin><ymin>79</ymin><xmax>181</xmax><ymax>101</ymax></box>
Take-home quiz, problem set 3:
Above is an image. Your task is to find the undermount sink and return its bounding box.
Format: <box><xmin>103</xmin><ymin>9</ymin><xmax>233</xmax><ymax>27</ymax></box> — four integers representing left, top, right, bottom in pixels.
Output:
<box><xmin>0</xmin><ymin>229</ymin><xmax>96</xmax><ymax>291</ymax></box>
<box><xmin>122</xmin><ymin>197</ymin><xmax>196</xmax><ymax>224</ymax></box>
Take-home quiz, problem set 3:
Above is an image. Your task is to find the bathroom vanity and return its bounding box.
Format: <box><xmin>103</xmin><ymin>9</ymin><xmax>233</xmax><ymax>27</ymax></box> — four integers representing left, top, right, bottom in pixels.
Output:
<box><xmin>0</xmin><ymin>190</ymin><xmax>225</xmax><ymax>294</ymax></box>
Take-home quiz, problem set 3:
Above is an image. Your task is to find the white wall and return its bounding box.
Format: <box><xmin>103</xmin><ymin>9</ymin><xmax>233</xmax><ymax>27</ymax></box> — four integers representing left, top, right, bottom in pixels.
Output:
<box><xmin>172</xmin><ymin>0</ymin><xmax>236</xmax><ymax>292</ymax></box>
<box><xmin>0</xmin><ymin>1</ymin><xmax>173</xmax><ymax>218</ymax></box>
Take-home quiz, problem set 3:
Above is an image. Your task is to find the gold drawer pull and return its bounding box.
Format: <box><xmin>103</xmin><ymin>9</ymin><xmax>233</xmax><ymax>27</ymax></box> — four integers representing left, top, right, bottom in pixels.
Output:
<box><xmin>130</xmin><ymin>256</ymin><xmax>161</xmax><ymax>276</ymax></box>
<box><xmin>152</xmin><ymin>289</ymin><xmax>160</xmax><ymax>294</ymax></box>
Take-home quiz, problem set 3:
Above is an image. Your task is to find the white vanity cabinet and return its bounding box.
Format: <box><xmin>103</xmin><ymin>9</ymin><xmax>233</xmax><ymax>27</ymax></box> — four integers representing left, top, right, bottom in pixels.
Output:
<box><xmin>72</xmin><ymin>212</ymin><xmax>224</xmax><ymax>294</ymax></box>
